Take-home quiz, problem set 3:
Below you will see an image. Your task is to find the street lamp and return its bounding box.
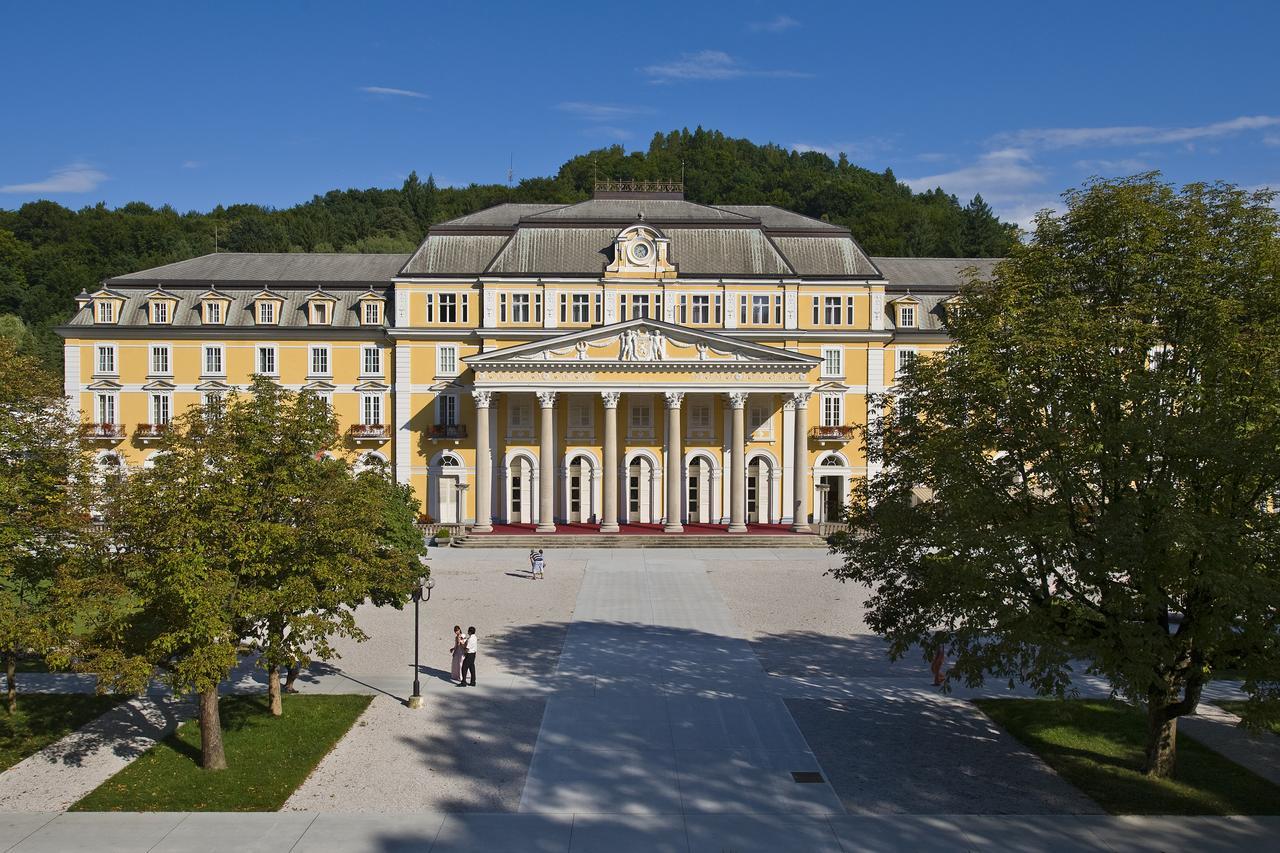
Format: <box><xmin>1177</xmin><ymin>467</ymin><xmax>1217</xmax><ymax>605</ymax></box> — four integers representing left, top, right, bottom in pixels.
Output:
<box><xmin>408</xmin><ymin>569</ymin><xmax>435</xmax><ymax>710</ymax></box>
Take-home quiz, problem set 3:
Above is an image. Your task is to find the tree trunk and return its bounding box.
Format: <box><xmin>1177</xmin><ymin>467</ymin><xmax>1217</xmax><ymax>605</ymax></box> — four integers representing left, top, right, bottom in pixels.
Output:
<box><xmin>199</xmin><ymin>687</ymin><xmax>228</xmax><ymax>771</ymax></box>
<box><xmin>1143</xmin><ymin>695</ymin><xmax>1178</xmax><ymax>778</ymax></box>
<box><xmin>5</xmin><ymin>652</ymin><xmax>16</xmax><ymax>715</ymax></box>
<box><xmin>268</xmin><ymin>665</ymin><xmax>282</xmax><ymax>716</ymax></box>
<box><xmin>284</xmin><ymin>664</ymin><xmax>299</xmax><ymax>693</ymax></box>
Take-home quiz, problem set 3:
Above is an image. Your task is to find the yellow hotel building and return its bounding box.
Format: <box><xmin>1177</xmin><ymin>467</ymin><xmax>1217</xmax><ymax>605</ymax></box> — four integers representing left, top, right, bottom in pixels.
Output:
<box><xmin>59</xmin><ymin>182</ymin><xmax>995</xmax><ymax>535</ymax></box>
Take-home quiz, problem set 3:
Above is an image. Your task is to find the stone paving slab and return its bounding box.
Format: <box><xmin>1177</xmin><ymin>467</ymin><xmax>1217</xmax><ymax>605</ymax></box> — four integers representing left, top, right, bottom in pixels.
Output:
<box><xmin>290</xmin><ymin>813</ymin><xmax>445</xmax><ymax>852</ymax></box>
<box><xmin>566</xmin><ymin>814</ymin><xmax>689</xmax><ymax>853</ymax></box>
<box><xmin>150</xmin><ymin>812</ymin><xmax>317</xmax><ymax>852</ymax></box>
<box><xmin>684</xmin><ymin>814</ymin><xmax>844</xmax><ymax>853</ymax></box>
<box><xmin>430</xmin><ymin>813</ymin><xmax>573</xmax><ymax>853</ymax></box>
<box><xmin>8</xmin><ymin>812</ymin><xmax>187</xmax><ymax>853</ymax></box>
<box><xmin>0</xmin><ymin>813</ymin><xmax>56</xmax><ymax>853</ymax></box>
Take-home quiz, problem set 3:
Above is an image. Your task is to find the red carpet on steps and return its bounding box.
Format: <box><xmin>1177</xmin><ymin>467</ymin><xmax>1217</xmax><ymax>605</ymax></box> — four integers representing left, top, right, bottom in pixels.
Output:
<box><xmin>481</xmin><ymin>522</ymin><xmax>802</xmax><ymax>536</ymax></box>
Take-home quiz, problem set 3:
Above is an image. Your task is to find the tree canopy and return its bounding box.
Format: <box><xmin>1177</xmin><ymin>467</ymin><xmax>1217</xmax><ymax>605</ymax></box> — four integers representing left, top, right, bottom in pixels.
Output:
<box><xmin>0</xmin><ymin>127</ymin><xmax>1017</xmax><ymax>369</ymax></box>
<box><xmin>829</xmin><ymin>175</ymin><xmax>1280</xmax><ymax>778</ymax></box>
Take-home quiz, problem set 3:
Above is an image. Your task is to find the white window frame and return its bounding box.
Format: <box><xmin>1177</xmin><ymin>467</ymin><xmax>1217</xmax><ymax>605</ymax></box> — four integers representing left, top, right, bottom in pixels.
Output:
<box><xmin>568</xmin><ymin>399</ymin><xmax>593</xmax><ymax>434</ymax></box>
<box><xmin>95</xmin><ymin>344</ymin><xmax>117</xmax><ymax>376</ymax></box>
<box><xmin>150</xmin><ymin>300</ymin><xmax>170</xmax><ymax>324</ymax></box>
<box><xmin>751</xmin><ymin>295</ymin><xmax>770</xmax><ymax>325</ymax></box>
<box><xmin>150</xmin><ymin>392</ymin><xmax>172</xmax><ymax>426</ymax></box>
<box><xmin>508</xmin><ymin>401</ymin><xmax>530</xmax><ymax>429</ymax></box>
<box><xmin>424</xmin><ymin>293</ymin><xmax>435</xmax><ymax>323</ymax></box>
<box><xmin>362</xmin><ymin>301</ymin><xmax>382</xmax><ymax>325</ymax></box>
<box><xmin>821</xmin><ymin>393</ymin><xmax>844</xmax><ymax>427</ymax></box>
<box><xmin>821</xmin><ymin>346</ymin><xmax>843</xmax><ymax>379</ymax></box>
<box><xmin>96</xmin><ymin>392</ymin><xmax>118</xmax><ymax>425</ymax></box>
<box><xmin>95</xmin><ymin>301</ymin><xmax>116</xmax><ymax>324</ymax></box>
<box><xmin>691</xmin><ymin>294</ymin><xmax>711</xmax><ymax>324</ymax></box>
<box><xmin>361</xmin><ymin>393</ymin><xmax>384</xmax><ymax>426</ymax></box>
<box><xmin>203</xmin><ymin>344</ymin><xmax>225</xmax><ymax>377</ymax></box>
<box><xmin>570</xmin><ymin>293</ymin><xmax>591</xmax><ymax>324</ymax></box>
<box><xmin>823</xmin><ymin>296</ymin><xmax>842</xmax><ymax>325</ymax></box>
<box><xmin>438</xmin><ymin>293</ymin><xmax>458</xmax><ymax>323</ymax></box>
<box><xmin>150</xmin><ymin>344</ymin><xmax>172</xmax><ymax>377</ymax></box>
<box><xmin>748</xmin><ymin>404</ymin><xmax>771</xmax><ymax>438</ymax></box>
<box><xmin>257</xmin><ymin>300</ymin><xmax>278</xmax><ymax>325</ymax></box>
<box><xmin>361</xmin><ymin>345</ymin><xmax>382</xmax><ymax>377</ymax></box>
<box><xmin>511</xmin><ymin>293</ymin><xmax>530</xmax><ymax>323</ymax></box>
<box><xmin>898</xmin><ymin>304</ymin><xmax>917</xmax><ymax>328</ymax></box>
<box><xmin>202</xmin><ymin>300</ymin><xmax>224</xmax><ymax>324</ymax></box>
<box><xmin>256</xmin><ymin>344</ymin><xmax>279</xmax><ymax>376</ymax></box>
<box><xmin>309</xmin><ymin>344</ymin><xmax>331</xmax><ymax>377</ymax></box>
<box><xmin>895</xmin><ymin>346</ymin><xmax>918</xmax><ymax>379</ymax></box>
<box><xmin>437</xmin><ymin>344</ymin><xmax>459</xmax><ymax>377</ymax></box>
<box><xmin>628</xmin><ymin>398</ymin><xmax>653</xmax><ymax>438</ymax></box>
<box><xmin>309</xmin><ymin>301</ymin><xmax>331</xmax><ymax>325</ymax></box>
<box><xmin>437</xmin><ymin>393</ymin><xmax>458</xmax><ymax>426</ymax></box>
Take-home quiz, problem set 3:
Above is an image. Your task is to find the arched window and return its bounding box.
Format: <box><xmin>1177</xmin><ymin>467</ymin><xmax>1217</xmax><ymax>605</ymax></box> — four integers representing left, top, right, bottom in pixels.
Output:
<box><xmin>821</xmin><ymin>455</ymin><xmax>844</xmax><ymax>467</ymax></box>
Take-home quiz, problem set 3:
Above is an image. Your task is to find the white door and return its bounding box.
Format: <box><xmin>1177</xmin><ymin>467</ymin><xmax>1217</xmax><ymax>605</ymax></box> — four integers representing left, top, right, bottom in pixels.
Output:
<box><xmin>628</xmin><ymin>458</ymin><xmax>654</xmax><ymax>524</ymax></box>
<box><xmin>439</xmin><ymin>476</ymin><xmax>459</xmax><ymax>523</ymax></box>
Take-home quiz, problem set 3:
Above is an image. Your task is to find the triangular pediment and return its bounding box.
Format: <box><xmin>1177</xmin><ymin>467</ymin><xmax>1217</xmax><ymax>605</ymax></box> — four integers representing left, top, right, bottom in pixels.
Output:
<box><xmin>87</xmin><ymin>379</ymin><xmax>122</xmax><ymax>391</ymax></box>
<box><xmin>465</xmin><ymin>318</ymin><xmax>819</xmax><ymax>370</ymax></box>
<box><xmin>195</xmin><ymin>380</ymin><xmax>233</xmax><ymax>392</ymax></box>
<box><xmin>302</xmin><ymin>380</ymin><xmax>337</xmax><ymax>392</ymax></box>
<box><xmin>142</xmin><ymin>379</ymin><xmax>177</xmax><ymax>391</ymax></box>
<box><xmin>354</xmin><ymin>380</ymin><xmax>390</xmax><ymax>392</ymax></box>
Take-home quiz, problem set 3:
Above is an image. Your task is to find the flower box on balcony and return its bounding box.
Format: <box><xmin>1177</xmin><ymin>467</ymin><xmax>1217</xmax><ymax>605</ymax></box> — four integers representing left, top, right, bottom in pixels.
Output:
<box><xmin>82</xmin><ymin>423</ymin><xmax>126</xmax><ymax>439</ymax></box>
<box><xmin>348</xmin><ymin>423</ymin><xmax>388</xmax><ymax>440</ymax></box>
<box><xmin>810</xmin><ymin>425</ymin><xmax>858</xmax><ymax>442</ymax></box>
<box><xmin>430</xmin><ymin>424</ymin><xmax>468</xmax><ymax>440</ymax></box>
<box><xmin>135</xmin><ymin>423</ymin><xmax>170</xmax><ymax>440</ymax></box>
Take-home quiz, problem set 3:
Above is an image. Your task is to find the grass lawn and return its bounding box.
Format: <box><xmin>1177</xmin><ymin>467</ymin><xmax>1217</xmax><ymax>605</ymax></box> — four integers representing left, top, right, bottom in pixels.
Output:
<box><xmin>974</xmin><ymin>699</ymin><xmax>1280</xmax><ymax>815</ymax></box>
<box><xmin>1</xmin><ymin>694</ymin><xmax>122</xmax><ymax>772</ymax></box>
<box><xmin>73</xmin><ymin>693</ymin><xmax>370</xmax><ymax>812</ymax></box>
<box><xmin>1216</xmin><ymin>701</ymin><xmax>1280</xmax><ymax>737</ymax></box>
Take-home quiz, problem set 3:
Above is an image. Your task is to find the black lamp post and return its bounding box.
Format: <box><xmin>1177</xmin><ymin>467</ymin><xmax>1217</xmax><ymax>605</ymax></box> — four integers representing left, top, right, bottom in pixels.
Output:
<box><xmin>408</xmin><ymin>571</ymin><xmax>435</xmax><ymax>709</ymax></box>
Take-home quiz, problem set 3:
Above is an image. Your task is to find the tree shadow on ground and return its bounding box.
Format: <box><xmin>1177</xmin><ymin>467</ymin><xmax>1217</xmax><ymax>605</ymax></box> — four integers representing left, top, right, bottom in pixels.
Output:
<box><xmin>37</xmin><ymin>694</ymin><xmax>190</xmax><ymax>768</ymax></box>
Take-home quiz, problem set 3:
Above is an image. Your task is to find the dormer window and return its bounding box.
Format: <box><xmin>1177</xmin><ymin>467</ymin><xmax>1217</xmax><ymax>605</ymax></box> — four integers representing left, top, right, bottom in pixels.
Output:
<box><xmin>898</xmin><ymin>305</ymin><xmax>916</xmax><ymax>328</ymax></box>
<box><xmin>150</xmin><ymin>301</ymin><xmax>171</xmax><ymax>324</ymax></box>
<box><xmin>95</xmin><ymin>301</ymin><xmax>116</xmax><ymax>324</ymax></box>
<box><xmin>203</xmin><ymin>301</ymin><xmax>223</xmax><ymax>324</ymax></box>
<box><xmin>258</xmin><ymin>301</ymin><xmax>277</xmax><ymax>325</ymax></box>
<box><xmin>361</xmin><ymin>300</ymin><xmax>383</xmax><ymax>325</ymax></box>
<box><xmin>311</xmin><ymin>302</ymin><xmax>328</xmax><ymax>325</ymax></box>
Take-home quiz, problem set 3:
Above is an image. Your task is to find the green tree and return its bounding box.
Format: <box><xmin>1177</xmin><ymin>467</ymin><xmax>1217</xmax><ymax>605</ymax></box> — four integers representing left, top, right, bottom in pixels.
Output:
<box><xmin>0</xmin><ymin>339</ymin><xmax>90</xmax><ymax>712</ymax></box>
<box><xmin>830</xmin><ymin>176</ymin><xmax>1280</xmax><ymax>778</ymax></box>
<box><xmin>961</xmin><ymin>194</ymin><xmax>1016</xmax><ymax>256</ymax></box>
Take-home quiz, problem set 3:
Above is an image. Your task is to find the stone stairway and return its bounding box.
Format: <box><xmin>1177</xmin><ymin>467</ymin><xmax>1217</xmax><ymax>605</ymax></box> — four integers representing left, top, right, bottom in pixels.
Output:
<box><xmin>453</xmin><ymin>532</ymin><xmax>826</xmax><ymax>548</ymax></box>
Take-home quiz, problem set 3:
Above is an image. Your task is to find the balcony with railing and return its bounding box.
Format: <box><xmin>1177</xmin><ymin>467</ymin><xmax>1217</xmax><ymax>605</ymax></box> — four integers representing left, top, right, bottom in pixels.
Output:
<box><xmin>810</xmin><ymin>425</ymin><xmax>858</xmax><ymax>442</ymax></box>
<box><xmin>348</xmin><ymin>423</ymin><xmax>389</xmax><ymax>441</ymax></box>
<box><xmin>81</xmin><ymin>423</ymin><xmax>126</xmax><ymax>440</ymax></box>
<box><xmin>135</xmin><ymin>423</ymin><xmax>170</xmax><ymax>441</ymax></box>
<box><xmin>430</xmin><ymin>423</ymin><xmax>468</xmax><ymax>440</ymax></box>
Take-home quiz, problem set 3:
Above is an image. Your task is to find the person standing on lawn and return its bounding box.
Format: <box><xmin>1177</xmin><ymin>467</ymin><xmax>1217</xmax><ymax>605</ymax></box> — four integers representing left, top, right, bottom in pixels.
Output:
<box><xmin>458</xmin><ymin>626</ymin><xmax>478</xmax><ymax>687</ymax></box>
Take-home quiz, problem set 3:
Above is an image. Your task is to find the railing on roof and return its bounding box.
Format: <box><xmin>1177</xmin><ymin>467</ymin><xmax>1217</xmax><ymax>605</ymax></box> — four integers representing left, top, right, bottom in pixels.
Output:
<box><xmin>593</xmin><ymin>179</ymin><xmax>684</xmax><ymax>195</ymax></box>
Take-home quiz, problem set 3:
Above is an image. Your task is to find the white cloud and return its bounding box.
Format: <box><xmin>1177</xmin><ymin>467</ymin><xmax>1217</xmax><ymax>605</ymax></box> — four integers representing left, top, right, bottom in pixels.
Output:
<box><xmin>999</xmin><ymin>115</ymin><xmax>1280</xmax><ymax>149</ymax></box>
<box><xmin>0</xmin><ymin>162</ymin><xmax>108</xmax><ymax>194</ymax></box>
<box><xmin>749</xmin><ymin>15</ymin><xmax>799</xmax><ymax>33</ymax></box>
<box><xmin>557</xmin><ymin>102</ymin><xmax>653</xmax><ymax>120</ymax></box>
<box><xmin>360</xmin><ymin>86</ymin><xmax>428</xmax><ymax>99</ymax></box>
<box><xmin>905</xmin><ymin>148</ymin><xmax>1044</xmax><ymax>199</ymax></box>
<box><xmin>1073</xmin><ymin>158</ymin><xmax>1150</xmax><ymax>174</ymax></box>
<box><xmin>791</xmin><ymin>140</ymin><xmax>885</xmax><ymax>160</ymax></box>
<box><xmin>642</xmin><ymin>50</ymin><xmax>809</xmax><ymax>83</ymax></box>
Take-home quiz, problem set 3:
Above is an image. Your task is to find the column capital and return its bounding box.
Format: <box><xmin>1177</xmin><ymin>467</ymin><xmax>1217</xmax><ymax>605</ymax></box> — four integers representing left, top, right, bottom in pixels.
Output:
<box><xmin>663</xmin><ymin>390</ymin><xmax>685</xmax><ymax>409</ymax></box>
<box><xmin>472</xmin><ymin>389</ymin><xmax>494</xmax><ymax>408</ymax></box>
<box><xmin>725</xmin><ymin>391</ymin><xmax>749</xmax><ymax>410</ymax></box>
<box><xmin>790</xmin><ymin>390</ymin><xmax>812</xmax><ymax>406</ymax></box>
<box><xmin>536</xmin><ymin>390</ymin><xmax>557</xmax><ymax>408</ymax></box>
<box><xmin>600</xmin><ymin>391</ymin><xmax>621</xmax><ymax>409</ymax></box>
<box><xmin>782</xmin><ymin>397</ymin><xmax>796</xmax><ymax>411</ymax></box>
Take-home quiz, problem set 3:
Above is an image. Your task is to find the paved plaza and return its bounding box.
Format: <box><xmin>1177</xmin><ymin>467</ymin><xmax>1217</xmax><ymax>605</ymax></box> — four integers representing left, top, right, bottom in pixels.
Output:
<box><xmin>2</xmin><ymin>546</ymin><xmax>1276</xmax><ymax>850</ymax></box>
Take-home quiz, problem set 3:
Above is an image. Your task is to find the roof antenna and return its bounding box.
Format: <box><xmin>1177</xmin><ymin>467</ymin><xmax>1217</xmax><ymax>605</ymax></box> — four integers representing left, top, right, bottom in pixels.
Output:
<box><xmin>213</xmin><ymin>220</ymin><xmax>219</xmax><ymax>254</ymax></box>
<box><xmin>507</xmin><ymin>154</ymin><xmax>513</xmax><ymax>189</ymax></box>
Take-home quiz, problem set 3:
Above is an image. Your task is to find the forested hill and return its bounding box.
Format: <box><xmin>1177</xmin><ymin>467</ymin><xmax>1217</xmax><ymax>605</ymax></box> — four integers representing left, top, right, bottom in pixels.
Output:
<box><xmin>0</xmin><ymin>128</ymin><xmax>1016</xmax><ymax>368</ymax></box>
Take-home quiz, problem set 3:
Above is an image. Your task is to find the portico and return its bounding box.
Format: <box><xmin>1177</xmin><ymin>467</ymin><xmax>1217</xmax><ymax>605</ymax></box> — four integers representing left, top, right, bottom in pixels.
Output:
<box><xmin>464</xmin><ymin>318</ymin><xmax>818</xmax><ymax>533</ymax></box>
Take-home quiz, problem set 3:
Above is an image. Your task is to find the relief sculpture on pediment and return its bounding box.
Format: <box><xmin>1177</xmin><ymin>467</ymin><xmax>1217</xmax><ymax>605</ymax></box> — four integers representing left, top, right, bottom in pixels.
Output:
<box><xmin>621</xmin><ymin>328</ymin><xmax>665</xmax><ymax>362</ymax></box>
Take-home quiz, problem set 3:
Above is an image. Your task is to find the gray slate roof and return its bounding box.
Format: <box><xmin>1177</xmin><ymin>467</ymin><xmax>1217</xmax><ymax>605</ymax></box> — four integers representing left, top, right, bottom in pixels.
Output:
<box><xmin>107</xmin><ymin>253</ymin><xmax>410</xmax><ymax>287</ymax></box>
<box><xmin>68</xmin><ymin>284</ymin><xmax>388</xmax><ymax>329</ymax></box>
<box><xmin>716</xmin><ymin>205</ymin><xmax>845</xmax><ymax>232</ymax></box>
<box><xmin>871</xmin><ymin>257</ymin><xmax>1002</xmax><ymax>290</ymax></box>
<box><xmin>521</xmin><ymin>198</ymin><xmax>754</xmax><ymax>223</ymax></box>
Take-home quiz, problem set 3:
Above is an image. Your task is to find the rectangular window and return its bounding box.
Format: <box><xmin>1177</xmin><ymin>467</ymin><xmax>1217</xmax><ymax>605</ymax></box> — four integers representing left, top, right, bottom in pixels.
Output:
<box><xmin>594</xmin><ymin>292</ymin><xmax>602</xmax><ymax>324</ymax></box>
<box><xmin>203</xmin><ymin>301</ymin><xmax>222</xmax><ymax>324</ymax></box>
<box><xmin>739</xmin><ymin>295</ymin><xmax>748</xmax><ymax>325</ymax></box>
<box><xmin>714</xmin><ymin>294</ymin><xmax>722</xmax><ymax>324</ymax></box>
<box><xmin>203</xmin><ymin>345</ymin><xmax>224</xmax><ymax>376</ymax></box>
<box><xmin>310</xmin><ymin>345</ymin><xmax>330</xmax><ymax>376</ymax></box>
<box><xmin>509</xmin><ymin>403</ymin><xmax>530</xmax><ymax>428</ymax></box>
<box><xmin>822</xmin><ymin>394</ymin><xmax>843</xmax><ymax>427</ymax></box>
<box><xmin>362</xmin><ymin>394</ymin><xmax>383</xmax><ymax>426</ymax></box>
<box><xmin>461</xmin><ymin>293</ymin><xmax>469</xmax><ymax>324</ymax></box>
<box><xmin>258</xmin><ymin>301</ymin><xmax>276</xmax><ymax>324</ymax></box>
<box><xmin>774</xmin><ymin>294</ymin><xmax>782</xmax><ymax>325</ymax></box>
<box><xmin>620</xmin><ymin>293</ymin><xmax>629</xmax><ymax>319</ymax></box>
<box><xmin>424</xmin><ymin>293</ymin><xmax>434</xmax><ymax>322</ymax></box>
<box><xmin>499</xmin><ymin>293</ymin><xmax>507</xmax><ymax>323</ymax></box>
<box><xmin>96</xmin><ymin>393</ymin><xmax>116</xmax><ymax>424</ymax></box>
<box><xmin>846</xmin><ymin>296</ymin><xmax>856</xmax><ymax>326</ymax></box>
<box><xmin>96</xmin><ymin>345</ymin><xmax>116</xmax><ymax>375</ymax></box>
<box><xmin>569</xmin><ymin>401</ymin><xmax>591</xmax><ymax>429</ymax></box>
<box><xmin>571</xmin><ymin>293</ymin><xmax>590</xmax><ymax>323</ymax></box>
<box><xmin>692</xmin><ymin>295</ymin><xmax>710</xmax><ymax>324</ymax></box>
<box><xmin>896</xmin><ymin>347</ymin><xmax>918</xmax><ymax>376</ymax></box>
<box><xmin>438</xmin><ymin>394</ymin><xmax>458</xmax><ymax>426</ymax></box>
<box><xmin>631</xmin><ymin>294</ymin><xmax>650</xmax><ymax>319</ymax></box>
<box><xmin>752</xmin><ymin>295</ymin><xmax>770</xmax><ymax>325</ymax></box>
<box><xmin>362</xmin><ymin>346</ymin><xmax>382</xmax><ymax>376</ymax></box>
<box><xmin>560</xmin><ymin>293</ymin><xmax>568</xmax><ymax>323</ymax></box>
<box><xmin>630</xmin><ymin>401</ymin><xmax>651</xmax><ymax>430</ymax></box>
<box><xmin>749</xmin><ymin>404</ymin><xmax>768</xmax><ymax>436</ymax></box>
<box><xmin>438</xmin><ymin>293</ymin><xmax>457</xmax><ymax>323</ymax></box>
<box><xmin>437</xmin><ymin>344</ymin><xmax>458</xmax><ymax>376</ymax></box>
<box><xmin>150</xmin><ymin>344</ymin><xmax>171</xmax><ymax>376</ymax></box>
<box><xmin>824</xmin><ymin>296</ymin><xmax>842</xmax><ymax>325</ymax></box>
<box><xmin>689</xmin><ymin>403</ymin><xmax>711</xmax><ymax>431</ymax></box>
<box><xmin>311</xmin><ymin>302</ymin><xmax>328</xmax><ymax>325</ymax></box>
<box><xmin>822</xmin><ymin>346</ymin><xmax>843</xmax><ymax>378</ymax></box>
<box><xmin>534</xmin><ymin>292</ymin><xmax>542</xmax><ymax>323</ymax></box>
<box><xmin>679</xmin><ymin>294</ymin><xmax>688</xmax><ymax>324</ymax></box>
<box><xmin>257</xmin><ymin>345</ymin><xmax>277</xmax><ymax>375</ymax></box>
<box><xmin>96</xmin><ymin>301</ymin><xmax>115</xmax><ymax>324</ymax></box>
<box><xmin>811</xmin><ymin>297</ymin><xmax>819</xmax><ymax>325</ymax></box>
<box><xmin>151</xmin><ymin>393</ymin><xmax>171</xmax><ymax>425</ymax></box>
<box><xmin>512</xmin><ymin>293</ymin><xmax>530</xmax><ymax>322</ymax></box>
<box><xmin>150</xmin><ymin>301</ymin><xmax>169</xmax><ymax>324</ymax></box>
<box><xmin>898</xmin><ymin>305</ymin><xmax>916</xmax><ymax>328</ymax></box>
<box><xmin>363</xmin><ymin>301</ymin><xmax>381</xmax><ymax>325</ymax></box>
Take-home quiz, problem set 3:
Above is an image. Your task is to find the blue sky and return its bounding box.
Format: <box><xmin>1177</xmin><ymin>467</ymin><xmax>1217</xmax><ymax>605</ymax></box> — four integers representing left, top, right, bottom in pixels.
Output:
<box><xmin>2</xmin><ymin>1</ymin><xmax>1276</xmax><ymax>228</ymax></box>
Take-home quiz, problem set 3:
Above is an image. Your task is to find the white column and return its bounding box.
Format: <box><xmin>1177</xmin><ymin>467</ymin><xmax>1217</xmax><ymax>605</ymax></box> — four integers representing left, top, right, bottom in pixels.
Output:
<box><xmin>726</xmin><ymin>391</ymin><xmax>748</xmax><ymax>532</ymax></box>
<box><xmin>601</xmin><ymin>392</ymin><xmax>621</xmax><ymax>532</ymax></box>
<box><xmin>791</xmin><ymin>391</ymin><xmax>811</xmax><ymax>533</ymax></box>
<box><xmin>536</xmin><ymin>391</ymin><xmax>557</xmax><ymax>533</ymax></box>
<box><xmin>781</xmin><ymin>397</ymin><xmax>796</xmax><ymax>523</ymax></box>
<box><xmin>394</xmin><ymin>344</ymin><xmax>413</xmax><ymax>485</ymax></box>
<box><xmin>663</xmin><ymin>391</ymin><xmax>684</xmax><ymax>533</ymax></box>
<box><xmin>472</xmin><ymin>390</ymin><xmax>494</xmax><ymax>533</ymax></box>
<box><xmin>867</xmin><ymin>347</ymin><xmax>886</xmax><ymax>482</ymax></box>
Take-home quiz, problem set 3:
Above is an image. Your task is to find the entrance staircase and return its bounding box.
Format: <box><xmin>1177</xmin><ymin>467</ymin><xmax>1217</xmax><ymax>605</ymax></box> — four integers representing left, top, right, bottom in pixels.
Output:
<box><xmin>452</xmin><ymin>531</ymin><xmax>826</xmax><ymax>549</ymax></box>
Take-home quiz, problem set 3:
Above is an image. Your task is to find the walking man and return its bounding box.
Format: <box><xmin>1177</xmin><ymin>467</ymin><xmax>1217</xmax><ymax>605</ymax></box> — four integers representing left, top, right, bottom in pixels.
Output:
<box><xmin>459</xmin><ymin>626</ymin><xmax>478</xmax><ymax>687</ymax></box>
